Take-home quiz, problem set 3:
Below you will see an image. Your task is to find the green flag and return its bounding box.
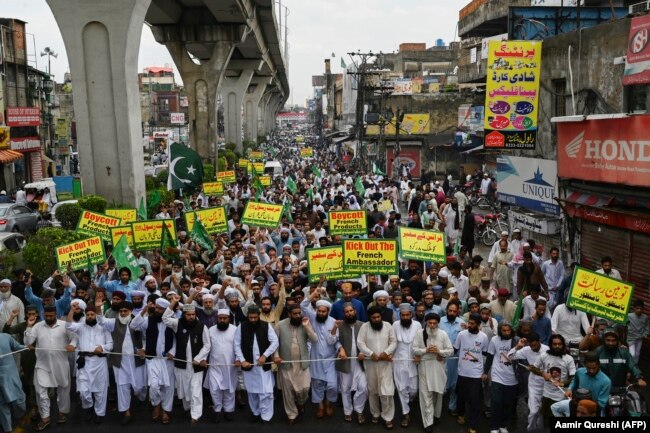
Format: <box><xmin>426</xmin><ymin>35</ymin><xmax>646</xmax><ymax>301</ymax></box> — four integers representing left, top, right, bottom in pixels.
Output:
<box><xmin>340</xmin><ymin>57</ymin><xmax>346</xmax><ymax>69</ymax></box>
<box><xmin>512</xmin><ymin>289</ymin><xmax>526</xmax><ymax>329</ymax></box>
<box><xmin>253</xmin><ymin>176</ymin><xmax>264</xmax><ymax>201</ymax></box>
<box><xmin>86</xmin><ymin>253</ymin><xmax>94</xmax><ymax>278</ymax></box>
<box><xmin>306</xmin><ymin>187</ymin><xmax>314</xmax><ymax>202</ymax></box>
<box><xmin>167</xmin><ymin>142</ymin><xmax>204</xmax><ymax>191</ymax></box>
<box><xmin>372</xmin><ymin>162</ymin><xmax>385</xmax><ymax>176</ymax></box>
<box><xmin>190</xmin><ymin>215</ymin><xmax>214</xmax><ymax>250</ymax></box>
<box><xmin>148</xmin><ymin>190</ymin><xmax>161</xmax><ymax>212</ymax></box>
<box><xmin>138</xmin><ymin>196</ymin><xmax>147</xmax><ymax>221</ymax></box>
<box><xmin>161</xmin><ymin>222</ymin><xmax>179</xmax><ymax>262</ymax></box>
<box><xmin>312</xmin><ymin>165</ymin><xmax>322</xmax><ymax>178</ymax></box>
<box><xmin>286</xmin><ymin>176</ymin><xmax>297</xmax><ymax>194</ymax></box>
<box><xmin>113</xmin><ymin>235</ymin><xmax>141</xmax><ymax>282</ymax></box>
<box><xmin>355</xmin><ymin>176</ymin><xmax>366</xmax><ymax>197</ymax></box>
<box><xmin>283</xmin><ymin>201</ymin><xmax>293</xmax><ymax>223</ymax></box>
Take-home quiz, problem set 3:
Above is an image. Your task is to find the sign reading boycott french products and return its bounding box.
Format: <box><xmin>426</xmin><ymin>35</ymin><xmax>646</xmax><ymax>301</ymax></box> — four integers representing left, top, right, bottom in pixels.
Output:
<box><xmin>328</xmin><ymin>210</ymin><xmax>367</xmax><ymax>236</ymax></box>
<box><xmin>76</xmin><ymin>210</ymin><xmax>122</xmax><ymax>241</ymax></box>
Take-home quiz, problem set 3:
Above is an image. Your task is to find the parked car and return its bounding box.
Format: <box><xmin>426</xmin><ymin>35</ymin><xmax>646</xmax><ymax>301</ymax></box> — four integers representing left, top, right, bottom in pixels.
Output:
<box><xmin>51</xmin><ymin>200</ymin><xmax>79</xmax><ymax>228</ymax></box>
<box><xmin>0</xmin><ymin>204</ymin><xmax>41</xmax><ymax>233</ymax></box>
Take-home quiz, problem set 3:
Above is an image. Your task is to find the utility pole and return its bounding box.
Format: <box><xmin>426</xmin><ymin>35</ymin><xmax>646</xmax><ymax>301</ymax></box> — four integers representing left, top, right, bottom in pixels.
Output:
<box><xmin>393</xmin><ymin>107</ymin><xmax>404</xmax><ymax>181</ymax></box>
<box><xmin>346</xmin><ymin>51</ymin><xmax>378</xmax><ymax>172</ymax></box>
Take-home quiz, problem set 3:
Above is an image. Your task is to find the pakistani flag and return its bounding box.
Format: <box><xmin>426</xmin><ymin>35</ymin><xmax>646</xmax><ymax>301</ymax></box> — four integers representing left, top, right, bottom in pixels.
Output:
<box><xmin>283</xmin><ymin>201</ymin><xmax>293</xmax><ymax>222</ymax></box>
<box><xmin>355</xmin><ymin>176</ymin><xmax>365</xmax><ymax>197</ymax></box>
<box><xmin>167</xmin><ymin>142</ymin><xmax>203</xmax><ymax>191</ymax></box>
<box><xmin>312</xmin><ymin>165</ymin><xmax>322</xmax><ymax>178</ymax></box>
<box><xmin>148</xmin><ymin>190</ymin><xmax>161</xmax><ymax>213</ymax></box>
<box><xmin>113</xmin><ymin>235</ymin><xmax>141</xmax><ymax>282</ymax></box>
<box><xmin>373</xmin><ymin>162</ymin><xmax>385</xmax><ymax>176</ymax></box>
<box><xmin>138</xmin><ymin>196</ymin><xmax>147</xmax><ymax>221</ymax></box>
<box><xmin>286</xmin><ymin>176</ymin><xmax>297</xmax><ymax>194</ymax></box>
<box><xmin>190</xmin><ymin>215</ymin><xmax>214</xmax><ymax>251</ymax></box>
<box><xmin>161</xmin><ymin>222</ymin><xmax>179</xmax><ymax>262</ymax></box>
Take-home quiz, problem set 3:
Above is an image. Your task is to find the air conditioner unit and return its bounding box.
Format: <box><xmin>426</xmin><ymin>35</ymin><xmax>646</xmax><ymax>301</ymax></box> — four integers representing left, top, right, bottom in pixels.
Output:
<box><xmin>630</xmin><ymin>1</ymin><xmax>650</xmax><ymax>14</ymax></box>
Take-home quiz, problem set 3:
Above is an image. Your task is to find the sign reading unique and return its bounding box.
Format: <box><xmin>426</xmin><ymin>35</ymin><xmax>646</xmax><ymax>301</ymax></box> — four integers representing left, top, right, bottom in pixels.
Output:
<box><xmin>184</xmin><ymin>207</ymin><xmax>228</xmax><ymax>235</ymax></box>
<box><xmin>105</xmin><ymin>208</ymin><xmax>137</xmax><ymax>224</ymax></box>
<box><xmin>110</xmin><ymin>226</ymin><xmax>134</xmax><ymax>247</ymax></box>
<box><xmin>306</xmin><ymin>246</ymin><xmax>360</xmax><ymax>283</ymax></box>
<box><xmin>216</xmin><ymin>170</ymin><xmax>236</xmax><ymax>183</ymax></box>
<box><xmin>398</xmin><ymin>227</ymin><xmax>446</xmax><ymax>262</ymax></box>
<box><xmin>131</xmin><ymin>219</ymin><xmax>177</xmax><ymax>250</ymax></box>
<box><xmin>567</xmin><ymin>266</ymin><xmax>634</xmax><ymax>325</ymax></box>
<box><xmin>484</xmin><ymin>40</ymin><xmax>541</xmax><ymax>149</ymax></box>
<box><xmin>76</xmin><ymin>210</ymin><xmax>122</xmax><ymax>241</ymax></box>
<box><xmin>203</xmin><ymin>181</ymin><xmax>224</xmax><ymax>196</ymax></box>
<box><xmin>55</xmin><ymin>236</ymin><xmax>106</xmax><ymax>272</ymax></box>
<box><xmin>328</xmin><ymin>210</ymin><xmax>368</xmax><ymax>236</ymax></box>
<box><xmin>496</xmin><ymin>155</ymin><xmax>559</xmax><ymax>215</ymax></box>
<box><xmin>241</xmin><ymin>201</ymin><xmax>284</xmax><ymax>228</ymax></box>
<box><xmin>343</xmin><ymin>239</ymin><xmax>398</xmax><ymax>274</ymax></box>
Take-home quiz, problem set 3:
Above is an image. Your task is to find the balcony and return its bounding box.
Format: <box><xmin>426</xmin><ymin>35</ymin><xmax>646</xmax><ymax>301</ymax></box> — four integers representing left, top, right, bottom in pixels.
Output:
<box><xmin>458</xmin><ymin>0</ymin><xmax>529</xmax><ymax>38</ymax></box>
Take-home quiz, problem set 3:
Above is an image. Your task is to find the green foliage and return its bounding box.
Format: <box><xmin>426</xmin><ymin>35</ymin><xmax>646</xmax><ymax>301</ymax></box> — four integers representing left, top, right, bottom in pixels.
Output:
<box><xmin>77</xmin><ymin>194</ymin><xmax>108</xmax><ymax>213</ymax></box>
<box><xmin>0</xmin><ymin>251</ymin><xmax>18</xmax><ymax>280</ymax></box>
<box><xmin>156</xmin><ymin>169</ymin><xmax>169</xmax><ymax>185</ymax></box>
<box><xmin>257</xmin><ymin>135</ymin><xmax>266</xmax><ymax>145</ymax></box>
<box><xmin>223</xmin><ymin>150</ymin><xmax>238</xmax><ymax>168</ymax></box>
<box><xmin>203</xmin><ymin>164</ymin><xmax>215</xmax><ymax>182</ymax></box>
<box><xmin>23</xmin><ymin>228</ymin><xmax>86</xmax><ymax>278</ymax></box>
<box><xmin>243</xmin><ymin>140</ymin><xmax>257</xmax><ymax>154</ymax></box>
<box><xmin>145</xmin><ymin>176</ymin><xmax>159</xmax><ymax>191</ymax></box>
<box><xmin>54</xmin><ymin>203</ymin><xmax>82</xmax><ymax>230</ymax></box>
<box><xmin>225</xmin><ymin>142</ymin><xmax>237</xmax><ymax>152</ymax></box>
<box><xmin>217</xmin><ymin>156</ymin><xmax>228</xmax><ymax>171</ymax></box>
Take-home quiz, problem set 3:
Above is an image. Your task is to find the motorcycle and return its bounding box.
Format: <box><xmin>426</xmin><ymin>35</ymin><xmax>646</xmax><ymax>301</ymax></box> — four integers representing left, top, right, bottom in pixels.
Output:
<box><xmin>606</xmin><ymin>384</ymin><xmax>648</xmax><ymax>417</ymax></box>
<box><xmin>483</xmin><ymin>206</ymin><xmax>509</xmax><ymax>234</ymax></box>
<box><xmin>474</xmin><ymin>214</ymin><xmax>498</xmax><ymax>246</ymax></box>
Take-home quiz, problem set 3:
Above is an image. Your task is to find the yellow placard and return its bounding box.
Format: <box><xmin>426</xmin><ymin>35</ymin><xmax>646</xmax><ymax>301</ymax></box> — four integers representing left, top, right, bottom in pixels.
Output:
<box><xmin>398</xmin><ymin>227</ymin><xmax>446</xmax><ymax>262</ymax></box>
<box><xmin>55</xmin><ymin>117</ymin><xmax>69</xmax><ymax>139</ymax></box>
<box><xmin>378</xmin><ymin>199</ymin><xmax>394</xmax><ymax>213</ymax></box>
<box><xmin>110</xmin><ymin>226</ymin><xmax>134</xmax><ymax>247</ymax></box>
<box><xmin>241</xmin><ymin>201</ymin><xmax>284</xmax><ymax>228</ymax></box>
<box><xmin>249</xmin><ymin>151</ymin><xmax>264</xmax><ymax>160</ymax></box>
<box><xmin>252</xmin><ymin>162</ymin><xmax>265</xmax><ymax>174</ymax></box>
<box><xmin>483</xmin><ymin>40</ymin><xmax>541</xmax><ymax>149</ymax></box>
<box><xmin>567</xmin><ymin>266</ymin><xmax>634</xmax><ymax>325</ymax></box>
<box><xmin>306</xmin><ymin>246</ymin><xmax>360</xmax><ymax>283</ymax></box>
<box><xmin>328</xmin><ymin>210</ymin><xmax>367</xmax><ymax>236</ymax></box>
<box><xmin>131</xmin><ymin>219</ymin><xmax>177</xmax><ymax>250</ymax></box>
<box><xmin>203</xmin><ymin>181</ymin><xmax>224</xmax><ymax>196</ymax></box>
<box><xmin>342</xmin><ymin>239</ymin><xmax>398</xmax><ymax>274</ymax></box>
<box><xmin>76</xmin><ymin>210</ymin><xmax>122</xmax><ymax>241</ymax></box>
<box><xmin>239</xmin><ymin>159</ymin><xmax>249</xmax><ymax>169</ymax></box>
<box><xmin>259</xmin><ymin>175</ymin><xmax>271</xmax><ymax>187</ymax></box>
<box><xmin>366</xmin><ymin>113</ymin><xmax>431</xmax><ymax>135</ymax></box>
<box><xmin>55</xmin><ymin>236</ymin><xmax>106</xmax><ymax>272</ymax></box>
<box><xmin>216</xmin><ymin>170</ymin><xmax>236</xmax><ymax>183</ymax></box>
<box><xmin>105</xmin><ymin>208</ymin><xmax>137</xmax><ymax>224</ymax></box>
<box><xmin>300</xmin><ymin>147</ymin><xmax>314</xmax><ymax>158</ymax></box>
<box><xmin>184</xmin><ymin>207</ymin><xmax>227</xmax><ymax>235</ymax></box>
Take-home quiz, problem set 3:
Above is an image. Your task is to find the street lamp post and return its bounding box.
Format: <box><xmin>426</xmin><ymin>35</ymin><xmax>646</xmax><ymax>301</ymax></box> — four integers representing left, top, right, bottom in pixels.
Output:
<box><xmin>42</xmin><ymin>75</ymin><xmax>55</xmax><ymax>174</ymax></box>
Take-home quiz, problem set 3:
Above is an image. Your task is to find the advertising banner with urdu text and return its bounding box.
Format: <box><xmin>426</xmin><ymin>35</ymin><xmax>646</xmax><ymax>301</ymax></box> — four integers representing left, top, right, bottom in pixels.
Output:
<box><xmin>624</xmin><ymin>14</ymin><xmax>650</xmax><ymax>85</ymax></box>
<box><xmin>484</xmin><ymin>41</ymin><xmax>541</xmax><ymax>149</ymax></box>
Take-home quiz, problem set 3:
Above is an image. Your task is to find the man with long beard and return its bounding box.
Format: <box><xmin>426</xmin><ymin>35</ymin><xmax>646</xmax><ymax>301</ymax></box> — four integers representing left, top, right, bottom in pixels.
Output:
<box><xmin>358</xmin><ymin>306</ymin><xmax>397</xmax><ymax>429</ymax></box>
<box><xmin>454</xmin><ymin>313</ymin><xmax>489</xmax><ymax>433</ymax></box>
<box><xmin>205</xmin><ymin>308</ymin><xmax>238</xmax><ymax>423</ymax></box>
<box><xmin>95</xmin><ymin>301</ymin><xmax>147</xmax><ymax>425</ymax></box>
<box><xmin>273</xmin><ymin>304</ymin><xmax>317</xmax><ymax>425</ymax></box>
<box><xmin>163</xmin><ymin>298</ymin><xmax>211</xmax><ymax>424</ymax></box>
<box><xmin>413</xmin><ymin>313</ymin><xmax>454</xmax><ymax>432</ymax></box>
<box><xmin>484</xmin><ymin>321</ymin><xmax>518</xmax><ymax>433</ymax></box>
<box><xmin>392</xmin><ymin>304</ymin><xmax>422</xmax><ymax>427</ymax></box>
<box><xmin>130</xmin><ymin>298</ymin><xmax>175</xmax><ymax>424</ymax></box>
<box><xmin>300</xmin><ymin>290</ymin><xmax>340</xmax><ymax>418</ymax></box>
<box><xmin>66</xmin><ymin>303</ymin><xmax>113</xmax><ymax>424</ymax></box>
<box><xmin>335</xmin><ymin>303</ymin><xmax>368</xmax><ymax>424</ymax></box>
<box><xmin>234</xmin><ymin>305</ymin><xmax>279</xmax><ymax>424</ymax></box>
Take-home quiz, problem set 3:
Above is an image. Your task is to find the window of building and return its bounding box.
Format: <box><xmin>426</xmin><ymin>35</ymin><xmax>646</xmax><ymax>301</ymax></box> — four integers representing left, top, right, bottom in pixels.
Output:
<box><xmin>553</xmin><ymin>79</ymin><xmax>566</xmax><ymax>117</ymax></box>
<box><xmin>626</xmin><ymin>84</ymin><xmax>648</xmax><ymax>113</ymax></box>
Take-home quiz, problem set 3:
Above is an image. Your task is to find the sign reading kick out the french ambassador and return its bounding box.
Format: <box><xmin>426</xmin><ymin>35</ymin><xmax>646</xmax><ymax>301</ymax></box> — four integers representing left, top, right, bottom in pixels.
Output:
<box><xmin>343</xmin><ymin>239</ymin><xmax>398</xmax><ymax>274</ymax></box>
<box><xmin>496</xmin><ymin>155</ymin><xmax>559</xmax><ymax>216</ymax></box>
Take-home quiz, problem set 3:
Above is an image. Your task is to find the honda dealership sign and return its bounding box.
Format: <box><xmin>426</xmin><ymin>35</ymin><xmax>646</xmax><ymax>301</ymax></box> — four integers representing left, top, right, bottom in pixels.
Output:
<box><xmin>497</xmin><ymin>155</ymin><xmax>559</xmax><ymax>215</ymax></box>
<box><xmin>557</xmin><ymin>115</ymin><xmax>650</xmax><ymax>187</ymax></box>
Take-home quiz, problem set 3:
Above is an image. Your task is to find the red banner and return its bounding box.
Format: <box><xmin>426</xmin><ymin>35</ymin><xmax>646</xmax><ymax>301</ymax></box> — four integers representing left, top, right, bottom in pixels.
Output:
<box><xmin>624</xmin><ymin>14</ymin><xmax>650</xmax><ymax>85</ymax></box>
<box><xmin>6</xmin><ymin>107</ymin><xmax>40</xmax><ymax>127</ymax></box>
<box><xmin>556</xmin><ymin>115</ymin><xmax>650</xmax><ymax>187</ymax></box>
<box><xmin>386</xmin><ymin>145</ymin><xmax>421</xmax><ymax>178</ymax></box>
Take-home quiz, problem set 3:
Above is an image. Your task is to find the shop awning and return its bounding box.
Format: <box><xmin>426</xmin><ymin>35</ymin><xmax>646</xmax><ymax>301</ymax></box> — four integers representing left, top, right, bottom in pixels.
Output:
<box><xmin>332</xmin><ymin>135</ymin><xmax>353</xmax><ymax>144</ymax></box>
<box><xmin>460</xmin><ymin>145</ymin><xmax>483</xmax><ymax>154</ymax></box>
<box><xmin>0</xmin><ymin>149</ymin><xmax>24</xmax><ymax>163</ymax></box>
<box><xmin>564</xmin><ymin>190</ymin><xmax>614</xmax><ymax>207</ymax></box>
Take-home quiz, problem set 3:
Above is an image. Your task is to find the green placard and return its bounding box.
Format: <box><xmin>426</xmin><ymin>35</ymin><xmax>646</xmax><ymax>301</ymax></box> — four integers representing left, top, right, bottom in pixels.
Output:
<box><xmin>397</xmin><ymin>226</ymin><xmax>446</xmax><ymax>262</ymax></box>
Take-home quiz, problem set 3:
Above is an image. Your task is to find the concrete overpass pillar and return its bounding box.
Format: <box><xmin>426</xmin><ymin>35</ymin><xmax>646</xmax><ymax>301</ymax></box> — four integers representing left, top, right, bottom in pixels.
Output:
<box><xmin>243</xmin><ymin>77</ymin><xmax>271</xmax><ymax>142</ymax></box>
<box><xmin>258</xmin><ymin>91</ymin><xmax>273</xmax><ymax>136</ymax></box>
<box><xmin>151</xmin><ymin>25</ymin><xmax>244</xmax><ymax>161</ymax></box>
<box><xmin>222</xmin><ymin>69</ymin><xmax>255</xmax><ymax>154</ymax></box>
<box><xmin>266</xmin><ymin>95</ymin><xmax>282</xmax><ymax>132</ymax></box>
<box><xmin>46</xmin><ymin>0</ymin><xmax>149</xmax><ymax>206</ymax></box>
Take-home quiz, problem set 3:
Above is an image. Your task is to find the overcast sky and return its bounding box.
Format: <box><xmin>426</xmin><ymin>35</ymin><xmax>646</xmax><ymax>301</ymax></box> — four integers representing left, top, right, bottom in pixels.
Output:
<box><xmin>0</xmin><ymin>0</ymin><xmax>460</xmax><ymax>107</ymax></box>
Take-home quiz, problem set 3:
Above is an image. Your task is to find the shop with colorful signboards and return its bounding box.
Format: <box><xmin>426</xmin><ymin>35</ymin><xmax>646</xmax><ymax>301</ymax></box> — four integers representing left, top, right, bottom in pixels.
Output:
<box><xmin>6</xmin><ymin>107</ymin><xmax>43</xmax><ymax>184</ymax></box>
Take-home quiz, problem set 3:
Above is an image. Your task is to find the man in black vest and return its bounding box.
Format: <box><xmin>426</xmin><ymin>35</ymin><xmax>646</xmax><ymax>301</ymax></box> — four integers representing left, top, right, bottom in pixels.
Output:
<box><xmin>97</xmin><ymin>301</ymin><xmax>146</xmax><ymax>425</ymax></box>
<box><xmin>234</xmin><ymin>304</ymin><xmax>279</xmax><ymax>424</ymax></box>
<box><xmin>130</xmin><ymin>297</ymin><xmax>175</xmax><ymax>424</ymax></box>
<box><xmin>163</xmin><ymin>299</ymin><xmax>211</xmax><ymax>425</ymax></box>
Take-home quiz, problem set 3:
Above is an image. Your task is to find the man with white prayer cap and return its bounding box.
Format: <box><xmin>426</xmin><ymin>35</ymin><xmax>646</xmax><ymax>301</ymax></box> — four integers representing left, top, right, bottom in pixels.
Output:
<box><xmin>392</xmin><ymin>303</ymin><xmax>422</xmax><ymax>427</ymax></box>
<box><xmin>204</xmin><ymin>308</ymin><xmax>238</xmax><ymax>423</ymax></box>
<box><xmin>70</xmin><ymin>299</ymin><xmax>87</xmax><ymax>311</ymax></box>
<box><xmin>130</xmin><ymin>297</ymin><xmax>175</xmax><ymax>424</ymax></box>
<box><xmin>301</xmin><ymin>288</ymin><xmax>341</xmax><ymax>418</ymax></box>
<box><xmin>129</xmin><ymin>290</ymin><xmax>147</xmax><ymax>316</ymax></box>
<box><xmin>372</xmin><ymin>290</ymin><xmax>394</xmax><ymax>323</ymax></box>
<box><xmin>163</xmin><ymin>299</ymin><xmax>211</xmax><ymax>424</ymax></box>
<box><xmin>0</xmin><ymin>278</ymin><xmax>23</xmax><ymax>328</ymax></box>
<box><xmin>141</xmin><ymin>275</ymin><xmax>161</xmax><ymax>297</ymax></box>
<box><xmin>196</xmin><ymin>293</ymin><xmax>218</xmax><ymax>328</ymax></box>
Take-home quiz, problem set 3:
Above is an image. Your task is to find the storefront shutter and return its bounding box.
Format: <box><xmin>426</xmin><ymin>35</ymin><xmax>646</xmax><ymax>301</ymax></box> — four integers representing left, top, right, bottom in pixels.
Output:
<box><xmin>580</xmin><ymin>222</ymin><xmax>631</xmax><ymax>280</ymax></box>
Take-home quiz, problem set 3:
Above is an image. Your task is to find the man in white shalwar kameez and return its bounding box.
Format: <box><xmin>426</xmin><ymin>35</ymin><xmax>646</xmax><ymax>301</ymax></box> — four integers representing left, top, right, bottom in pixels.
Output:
<box><xmin>412</xmin><ymin>312</ymin><xmax>454</xmax><ymax>432</ymax></box>
<box><xmin>25</xmin><ymin>305</ymin><xmax>77</xmax><ymax>431</ymax></box>
<box><xmin>96</xmin><ymin>301</ymin><xmax>147</xmax><ymax>425</ymax></box>
<box><xmin>130</xmin><ymin>297</ymin><xmax>176</xmax><ymax>424</ymax></box>
<box><xmin>300</xmin><ymin>291</ymin><xmax>341</xmax><ymax>418</ymax></box>
<box><xmin>335</xmin><ymin>303</ymin><xmax>368</xmax><ymax>424</ymax></box>
<box><xmin>234</xmin><ymin>305</ymin><xmax>279</xmax><ymax>423</ymax></box>
<box><xmin>392</xmin><ymin>304</ymin><xmax>422</xmax><ymax>427</ymax></box>
<box><xmin>66</xmin><ymin>303</ymin><xmax>113</xmax><ymax>423</ymax></box>
<box><xmin>163</xmin><ymin>299</ymin><xmax>211</xmax><ymax>424</ymax></box>
<box><xmin>358</xmin><ymin>306</ymin><xmax>397</xmax><ymax>429</ymax></box>
<box><xmin>204</xmin><ymin>308</ymin><xmax>238</xmax><ymax>423</ymax></box>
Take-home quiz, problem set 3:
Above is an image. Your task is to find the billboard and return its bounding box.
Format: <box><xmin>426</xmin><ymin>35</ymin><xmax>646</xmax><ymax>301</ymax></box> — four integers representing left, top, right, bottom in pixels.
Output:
<box><xmin>6</xmin><ymin>107</ymin><xmax>40</xmax><ymax>127</ymax></box>
<box><xmin>170</xmin><ymin>112</ymin><xmax>185</xmax><ymax>124</ymax></box>
<box><xmin>366</xmin><ymin>114</ymin><xmax>430</xmax><ymax>135</ymax></box>
<box><xmin>496</xmin><ymin>155</ymin><xmax>559</xmax><ymax>215</ymax></box>
<box><xmin>458</xmin><ymin>105</ymin><xmax>484</xmax><ymax>132</ymax></box>
<box><xmin>623</xmin><ymin>14</ymin><xmax>650</xmax><ymax>85</ymax></box>
<box><xmin>484</xmin><ymin>41</ymin><xmax>541</xmax><ymax>149</ymax></box>
<box><xmin>556</xmin><ymin>115</ymin><xmax>650</xmax><ymax>187</ymax></box>
<box><xmin>392</xmin><ymin>79</ymin><xmax>413</xmax><ymax>95</ymax></box>
<box><xmin>481</xmin><ymin>33</ymin><xmax>508</xmax><ymax>60</ymax></box>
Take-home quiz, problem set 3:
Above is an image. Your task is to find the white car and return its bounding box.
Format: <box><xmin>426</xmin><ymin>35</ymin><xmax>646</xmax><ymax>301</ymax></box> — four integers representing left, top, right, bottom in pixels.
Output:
<box><xmin>51</xmin><ymin>200</ymin><xmax>79</xmax><ymax>227</ymax></box>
